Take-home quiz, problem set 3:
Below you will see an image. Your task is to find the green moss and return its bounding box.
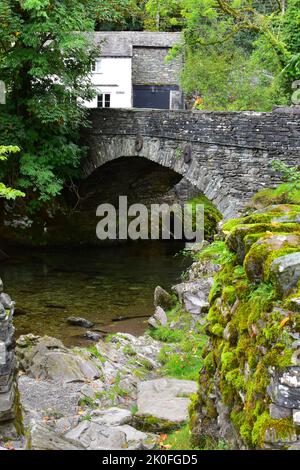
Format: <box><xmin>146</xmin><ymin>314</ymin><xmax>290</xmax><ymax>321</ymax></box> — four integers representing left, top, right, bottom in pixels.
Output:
<box><xmin>187</xmin><ymin>185</ymin><xmax>300</xmax><ymax>449</ymax></box>
<box><xmin>208</xmin><ymin>279</ymin><xmax>222</xmax><ymax>303</ymax></box>
<box><xmin>87</xmin><ymin>345</ymin><xmax>106</xmax><ymax>363</ymax></box>
<box><xmin>187</xmin><ymin>194</ymin><xmax>222</xmax><ymax>241</ymax></box>
<box><xmin>197</xmin><ymin>240</ymin><xmax>236</xmax><ymax>264</ymax></box>
<box><xmin>222</xmin><ymin>286</ymin><xmax>237</xmax><ymax>306</ymax></box>
<box><xmin>211</xmin><ymin>323</ymin><xmax>224</xmax><ymax>337</ymax></box>
<box><xmin>123</xmin><ymin>345</ymin><xmax>137</xmax><ymax>356</ymax></box>
<box><xmin>78</xmin><ymin>396</ymin><xmax>98</xmax><ymax>409</ymax></box>
<box><xmin>252</xmin><ymin>182</ymin><xmax>300</xmax><ymax>207</ymax></box>
<box><xmin>163</xmin><ymin>424</ymin><xmax>199</xmax><ymax>450</ymax></box>
<box><xmin>227</xmin><ymin>222</ymin><xmax>300</xmax><ymax>261</ymax></box>
<box><xmin>252</xmin><ymin>413</ymin><xmax>295</xmax><ymax>447</ymax></box>
<box><xmin>148</xmin><ymin>326</ymin><xmax>185</xmax><ymax>343</ymax></box>
<box><xmin>222</xmin><ymin>218</ymin><xmax>242</xmax><ymax>234</ymax></box>
<box><xmin>135</xmin><ymin>415</ymin><xmax>182</xmax><ymax>433</ymax></box>
<box><xmin>221</xmin><ymin>350</ymin><xmax>238</xmax><ymax>371</ymax></box>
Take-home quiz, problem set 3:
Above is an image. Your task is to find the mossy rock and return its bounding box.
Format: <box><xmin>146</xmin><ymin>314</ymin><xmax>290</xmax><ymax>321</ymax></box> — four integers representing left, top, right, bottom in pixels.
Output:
<box><xmin>187</xmin><ymin>194</ymin><xmax>222</xmax><ymax>241</ymax></box>
<box><xmin>252</xmin><ymin>183</ymin><xmax>300</xmax><ymax>208</ymax></box>
<box><xmin>133</xmin><ymin>415</ymin><xmax>182</xmax><ymax>433</ymax></box>
<box><xmin>252</xmin><ymin>412</ymin><xmax>297</xmax><ymax>449</ymax></box>
<box><xmin>222</xmin><ymin>205</ymin><xmax>300</xmax><ymax>236</ymax></box>
<box><xmin>244</xmin><ymin>233</ymin><xmax>300</xmax><ymax>284</ymax></box>
<box><xmin>226</xmin><ymin>223</ymin><xmax>300</xmax><ymax>263</ymax></box>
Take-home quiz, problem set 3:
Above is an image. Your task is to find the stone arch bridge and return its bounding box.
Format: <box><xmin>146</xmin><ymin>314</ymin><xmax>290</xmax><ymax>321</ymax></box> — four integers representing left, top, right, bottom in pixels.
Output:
<box><xmin>82</xmin><ymin>108</ymin><xmax>300</xmax><ymax>218</ymax></box>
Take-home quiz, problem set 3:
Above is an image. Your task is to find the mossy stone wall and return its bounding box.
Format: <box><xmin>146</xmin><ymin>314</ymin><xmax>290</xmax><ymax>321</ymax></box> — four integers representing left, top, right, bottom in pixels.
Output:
<box><xmin>190</xmin><ymin>200</ymin><xmax>300</xmax><ymax>449</ymax></box>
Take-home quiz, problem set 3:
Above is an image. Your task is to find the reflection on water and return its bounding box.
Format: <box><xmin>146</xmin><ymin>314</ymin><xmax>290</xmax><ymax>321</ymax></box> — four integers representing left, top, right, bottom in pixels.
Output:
<box><xmin>1</xmin><ymin>241</ymin><xmax>190</xmax><ymax>346</ymax></box>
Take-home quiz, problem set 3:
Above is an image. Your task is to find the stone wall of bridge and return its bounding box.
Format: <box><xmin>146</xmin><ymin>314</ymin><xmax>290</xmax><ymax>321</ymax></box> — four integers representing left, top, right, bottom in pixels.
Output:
<box><xmin>83</xmin><ymin>108</ymin><xmax>300</xmax><ymax>218</ymax></box>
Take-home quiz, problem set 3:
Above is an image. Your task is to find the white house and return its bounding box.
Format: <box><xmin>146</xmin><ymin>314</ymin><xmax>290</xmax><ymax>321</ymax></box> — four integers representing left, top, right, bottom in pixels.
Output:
<box><xmin>82</xmin><ymin>32</ymin><xmax>183</xmax><ymax>110</ymax></box>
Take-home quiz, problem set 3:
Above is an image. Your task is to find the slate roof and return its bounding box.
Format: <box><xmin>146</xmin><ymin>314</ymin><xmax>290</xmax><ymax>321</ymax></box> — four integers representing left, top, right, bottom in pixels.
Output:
<box><xmin>92</xmin><ymin>31</ymin><xmax>182</xmax><ymax>57</ymax></box>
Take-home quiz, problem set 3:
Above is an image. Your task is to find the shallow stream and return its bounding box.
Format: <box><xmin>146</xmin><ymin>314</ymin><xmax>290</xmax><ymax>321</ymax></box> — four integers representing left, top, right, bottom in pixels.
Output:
<box><xmin>1</xmin><ymin>241</ymin><xmax>190</xmax><ymax>346</ymax></box>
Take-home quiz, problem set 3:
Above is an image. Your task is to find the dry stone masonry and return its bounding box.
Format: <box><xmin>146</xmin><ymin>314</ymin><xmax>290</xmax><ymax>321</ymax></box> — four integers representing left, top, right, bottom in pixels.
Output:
<box><xmin>0</xmin><ymin>279</ymin><xmax>20</xmax><ymax>427</ymax></box>
<box><xmin>83</xmin><ymin>107</ymin><xmax>300</xmax><ymax>218</ymax></box>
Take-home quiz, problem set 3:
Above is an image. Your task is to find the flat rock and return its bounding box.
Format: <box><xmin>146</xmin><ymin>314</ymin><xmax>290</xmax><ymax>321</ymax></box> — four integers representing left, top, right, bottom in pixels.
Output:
<box><xmin>95</xmin><ymin>333</ymin><xmax>162</xmax><ymax>384</ymax></box>
<box><xmin>28</xmin><ymin>421</ymin><xmax>84</xmax><ymax>450</ymax></box>
<box><xmin>90</xmin><ymin>407</ymin><xmax>131</xmax><ymax>426</ymax></box>
<box><xmin>136</xmin><ymin>378</ymin><xmax>197</xmax><ymax>430</ymax></box>
<box><xmin>64</xmin><ymin>420</ymin><xmax>127</xmax><ymax>450</ymax></box>
<box><xmin>293</xmin><ymin>409</ymin><xmax>300</xmax><ymax>426</ymax></box>
<box><xmin>269</xmin><ymin>404</ymin><xmax>292</xmax><ymax>420</ymax></box>
<box><xmin>17</xmin><ymin>335</ymin><xmax>101</xmax><ymax>383</ymax></box>
<box><xmin>113</xmin><ymin>424</ymin><xmax>157</xmax><ymax>450</ymax></box>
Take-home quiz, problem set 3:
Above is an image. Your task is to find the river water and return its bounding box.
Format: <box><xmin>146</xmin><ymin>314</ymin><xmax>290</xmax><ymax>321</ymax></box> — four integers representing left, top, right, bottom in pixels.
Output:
<box><xmin>1</xmin><ymin>241</ymin><xmax>190</xmax><ymax>346</ymax></box>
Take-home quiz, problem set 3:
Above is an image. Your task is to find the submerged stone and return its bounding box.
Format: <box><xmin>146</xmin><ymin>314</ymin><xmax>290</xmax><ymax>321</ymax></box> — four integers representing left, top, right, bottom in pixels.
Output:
<box><xmin>67</xmin><ymin>317</ymin><xmax>94</xmax><ymax>328</ymax></box>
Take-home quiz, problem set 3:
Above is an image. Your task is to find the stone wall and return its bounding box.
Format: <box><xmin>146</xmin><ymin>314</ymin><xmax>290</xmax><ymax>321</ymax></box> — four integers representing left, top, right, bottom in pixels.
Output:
<box><xmin>189</xmin><ymin>202</ymin><xmax>300</xmax><ymax>449</ymax></box>
<box><xmin>83</xmin><ymin>108</ymin><xmax>300</xmax><ymax>218</ymax></box>
<box><xmin>132</xmin><ymin>47</ymin><xmax>182</xmax><ymax>85</ymax></box>
<box><xmin>0</xmin><ymin>281</ymin><xmax>20</xmax><ymax>428</ymax></box>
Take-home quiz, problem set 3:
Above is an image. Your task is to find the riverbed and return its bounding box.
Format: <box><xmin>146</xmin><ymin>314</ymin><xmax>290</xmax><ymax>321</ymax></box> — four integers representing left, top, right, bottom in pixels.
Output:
<box><xmin>1</xmin><ymin>241</ymin><xmax>190</xmax><ymax>346</ymax></box>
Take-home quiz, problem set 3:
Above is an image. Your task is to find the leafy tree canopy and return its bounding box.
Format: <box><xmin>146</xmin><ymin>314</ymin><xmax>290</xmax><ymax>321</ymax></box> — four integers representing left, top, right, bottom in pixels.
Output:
<box><xmin>0</xmin><ymin>0</ymin><xmax>125</xmax><ymax>206</ymax></box>
<box><xmin>0</xmin><ymin>146</ymin><xmax>25</xmax><ymax>199</ymax></box>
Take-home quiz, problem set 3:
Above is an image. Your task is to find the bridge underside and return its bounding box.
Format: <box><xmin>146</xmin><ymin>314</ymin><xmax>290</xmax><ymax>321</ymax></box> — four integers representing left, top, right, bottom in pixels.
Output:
<box><xmin>78</xmin><ymin>156</ymin><xmax>194</xmax><ymax>211</ymax></box>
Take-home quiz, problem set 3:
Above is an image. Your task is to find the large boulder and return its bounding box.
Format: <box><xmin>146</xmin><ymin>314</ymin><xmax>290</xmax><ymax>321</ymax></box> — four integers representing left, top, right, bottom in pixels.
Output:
<box><xmin>135</xmin><ymin>378</ymin><xmax>197</xmax><ymax>431</ymax></box>
<box><xmin>88</xmin><ymin>408</ymin><xmax>131</xmax><ymax>426</ymax></box>
<box><xmin>16</xmin><ymin>335</ymin><xmax>101</xmax><ymax>383</ymax></box>
<box><xmin>64</xmin><ymin>420</ymin><xmax>127</xmax><ymax>450</ymax></box>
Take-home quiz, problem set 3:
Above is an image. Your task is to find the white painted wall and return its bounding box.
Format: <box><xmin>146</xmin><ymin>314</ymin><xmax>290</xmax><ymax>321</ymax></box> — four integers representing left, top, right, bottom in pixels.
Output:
<box><xmin>82</xmin><ymin>57</ymin><xmax>132</xmax><ymax>108</ymax></box>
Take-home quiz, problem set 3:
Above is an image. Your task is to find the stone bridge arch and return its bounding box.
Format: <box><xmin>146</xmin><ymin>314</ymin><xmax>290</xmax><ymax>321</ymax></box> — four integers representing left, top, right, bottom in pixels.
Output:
<box><xmin>82</xmin><ymin>108</ymin><xmax>300</xmax><ymax>218</ymax></box>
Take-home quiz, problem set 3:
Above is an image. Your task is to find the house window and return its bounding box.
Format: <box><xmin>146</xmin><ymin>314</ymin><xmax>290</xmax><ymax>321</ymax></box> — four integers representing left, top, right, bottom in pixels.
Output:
<box><xmin>92</xmin><ymin>59</ymin><xmax>103</xmax><ymax>73</ymax></box>
<box><xmin>97</xmin><ymin>94</ymin><xmax>111</xmax><ymax>108</ymax></box>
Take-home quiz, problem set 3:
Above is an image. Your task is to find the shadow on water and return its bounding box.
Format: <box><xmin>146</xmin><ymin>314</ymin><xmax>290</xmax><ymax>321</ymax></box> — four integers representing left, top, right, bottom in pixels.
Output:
<box><xmin>1</xmin><ymin>241</ymin><xmax>191</xmax><ymax>346</ymax></box>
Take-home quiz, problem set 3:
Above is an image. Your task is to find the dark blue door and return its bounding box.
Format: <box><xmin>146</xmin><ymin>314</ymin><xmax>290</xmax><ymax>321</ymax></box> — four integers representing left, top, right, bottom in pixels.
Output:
<box><xmin>133</xmin><ymin>85</ymin><xmax>178</xmax><ymax>109</ymax></box>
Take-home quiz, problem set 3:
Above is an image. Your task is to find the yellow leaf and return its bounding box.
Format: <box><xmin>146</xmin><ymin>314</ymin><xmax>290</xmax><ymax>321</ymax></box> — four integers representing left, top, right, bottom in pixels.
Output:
<box><xmin>279</xmin><ymin>317</ymin><xmax>290</xmax><ymax>328</ymax></box>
